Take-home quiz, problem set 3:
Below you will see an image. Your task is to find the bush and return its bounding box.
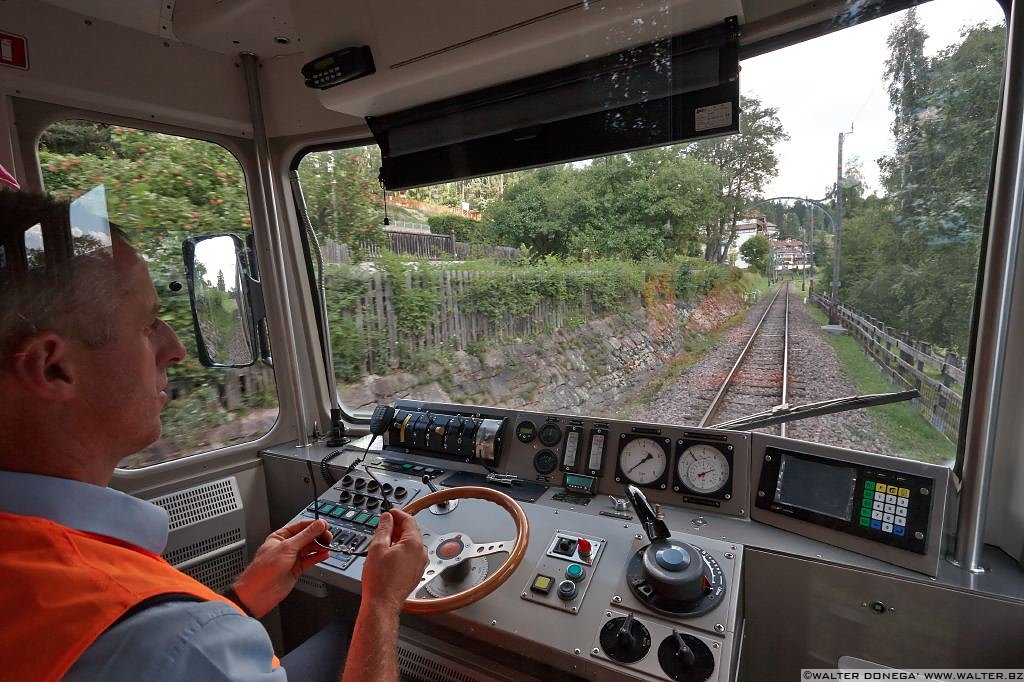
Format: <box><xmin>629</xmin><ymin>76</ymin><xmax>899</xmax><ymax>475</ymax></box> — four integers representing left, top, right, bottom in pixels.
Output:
<box><xmin>428</xmin><ymin>214</ymin><xmax>481</xmax><ymax>242</ymax></box>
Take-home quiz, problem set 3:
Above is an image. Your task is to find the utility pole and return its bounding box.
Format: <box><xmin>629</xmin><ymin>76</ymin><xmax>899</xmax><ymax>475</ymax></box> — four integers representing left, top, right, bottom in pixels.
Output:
<box><xmin>831</xmin><ymin>129</ymin><xmax>852</xmax><ymax>324</ymax></box>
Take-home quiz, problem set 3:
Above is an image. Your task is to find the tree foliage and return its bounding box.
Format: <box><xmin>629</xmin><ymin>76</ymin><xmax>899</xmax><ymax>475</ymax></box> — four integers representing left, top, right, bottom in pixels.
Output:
<box><xmin>739</xmin><ymin>234</ymin><xmax>771</xmax><ymax>275</ymax></box>
<box><xmin>837</xmin><ymin>19</ymin><xmax>1005</xmax><ymax>351</ymax></box>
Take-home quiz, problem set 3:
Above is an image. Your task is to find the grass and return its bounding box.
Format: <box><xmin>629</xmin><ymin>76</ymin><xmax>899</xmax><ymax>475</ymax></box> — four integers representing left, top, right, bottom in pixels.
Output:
<box><xmin>806</xmin><ymin>304</ymin><xmax>956</xmax><ymax>465</ymax></box>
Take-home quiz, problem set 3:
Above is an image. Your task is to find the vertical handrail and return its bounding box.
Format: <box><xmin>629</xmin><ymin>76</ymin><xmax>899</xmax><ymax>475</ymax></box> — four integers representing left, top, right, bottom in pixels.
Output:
<box><xmin>955</xmin><ymin>3</ymin><xmax>1024</xmax><ymax>572</ymax></box>
<box><xmin>241</xmin><ymin>52</ymin><xmax>312</xmax><ymax>447</ymax></box>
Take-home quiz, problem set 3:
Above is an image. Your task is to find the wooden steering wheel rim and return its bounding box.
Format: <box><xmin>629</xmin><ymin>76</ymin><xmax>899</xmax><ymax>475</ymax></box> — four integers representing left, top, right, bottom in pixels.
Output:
<box><xmin>401</xmin><ymin>486</ymin><xmax>529</xmax><ymax>614</ymax></box>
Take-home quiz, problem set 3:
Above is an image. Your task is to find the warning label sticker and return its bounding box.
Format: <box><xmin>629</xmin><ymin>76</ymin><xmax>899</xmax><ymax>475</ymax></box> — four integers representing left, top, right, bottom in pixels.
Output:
<box><xmin>695</xmin><ymin>102</ymin><xmax>732</xmax><ymax>132</ymax></box>
<box><xmin>0</xmin><ymin>32</ymin><xmax>28</xmax><ymax>70</ymax></box>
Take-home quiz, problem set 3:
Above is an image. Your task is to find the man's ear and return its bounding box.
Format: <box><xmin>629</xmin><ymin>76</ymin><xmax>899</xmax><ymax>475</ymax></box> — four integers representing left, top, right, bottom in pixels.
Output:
<box><xmin>8</xmin><ymin>332</ymin><xmax>76</xmax><ymax>400</ymax></box>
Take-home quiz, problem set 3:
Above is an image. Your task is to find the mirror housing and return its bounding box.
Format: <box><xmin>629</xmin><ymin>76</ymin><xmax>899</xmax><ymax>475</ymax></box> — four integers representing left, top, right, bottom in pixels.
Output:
<box><xmin>182</xmin><ymin>233</ymin><xmax>267</xmax><ymax>368</ymax></box>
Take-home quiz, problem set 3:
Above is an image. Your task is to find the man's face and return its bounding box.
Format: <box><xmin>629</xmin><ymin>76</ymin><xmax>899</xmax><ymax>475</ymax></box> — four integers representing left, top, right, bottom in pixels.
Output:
<box><xmin>72</xmin><ymin>240</ymin><xmax>186</xmax><ymax>459</ymax></box>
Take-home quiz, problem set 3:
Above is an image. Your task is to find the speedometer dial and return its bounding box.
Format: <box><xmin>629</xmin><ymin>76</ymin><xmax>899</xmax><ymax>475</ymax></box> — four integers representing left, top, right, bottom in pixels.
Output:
<box><xmin>618</xmin><ymin>437</ymin><xmax>669</xmax><ymax>486</ymax></box>
<box><xmin>677</xmin><ymin>444</ymin><xmax>730</xmax><ymax>495</ymax></box>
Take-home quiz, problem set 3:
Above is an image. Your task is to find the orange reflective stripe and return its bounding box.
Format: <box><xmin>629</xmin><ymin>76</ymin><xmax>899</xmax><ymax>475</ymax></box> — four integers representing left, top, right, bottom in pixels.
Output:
<box><xmin>0</xmin><ymin>512</ymin><xmax>279</xmax><ymax>679</ymax></box>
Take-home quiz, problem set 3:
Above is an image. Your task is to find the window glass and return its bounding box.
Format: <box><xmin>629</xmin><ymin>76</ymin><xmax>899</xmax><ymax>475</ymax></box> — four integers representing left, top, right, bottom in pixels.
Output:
<box><xmin>296</xmin><ymin>0</ymin><xmax>1004</xmax><ymax>466</ymax></box>
<box><xmin>40</xmin><ymin>121</ymin><xmax>279</xmax><ymax>468</ymax></box>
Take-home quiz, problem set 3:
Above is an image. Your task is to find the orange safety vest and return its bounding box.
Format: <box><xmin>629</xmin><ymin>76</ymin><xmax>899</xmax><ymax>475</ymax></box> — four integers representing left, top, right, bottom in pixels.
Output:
<box><xmin>0</xmin><ymin>511</ymin><xmax>279</xmax><ymax>681</ymax></box>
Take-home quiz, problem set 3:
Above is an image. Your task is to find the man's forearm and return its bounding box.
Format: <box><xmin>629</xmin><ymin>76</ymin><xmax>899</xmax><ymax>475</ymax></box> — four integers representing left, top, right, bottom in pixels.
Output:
<box><xmin>340</xmin><ymin>605</ymin><xmax>401</xmax><ymax>682</ymax></box>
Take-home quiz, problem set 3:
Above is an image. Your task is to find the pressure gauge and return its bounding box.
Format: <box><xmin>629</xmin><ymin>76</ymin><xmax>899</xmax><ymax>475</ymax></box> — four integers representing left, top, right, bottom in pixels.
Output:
<box><xmin>617</xmin><ymin>437</ymin><xmax>669</xmax><ymax>486</ymax></box>
<box><xmin>677</xmin><ymin>443</ymin><xmax>731</xmax><ymax>495</ymax></box>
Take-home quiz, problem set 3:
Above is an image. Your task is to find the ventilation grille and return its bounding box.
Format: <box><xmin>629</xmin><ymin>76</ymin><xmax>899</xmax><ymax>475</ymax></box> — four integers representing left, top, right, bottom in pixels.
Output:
<box><xmin>181</xmin><ymin>547</ymin><xmax>245</xmax><ymax>593</ymax></box>
<box><xmin>398</xmin><ymin>643</ymin><xmax>514</xmax><ymax>682</ymax></box>
<box><xmin>163</xmin><ymin>527</ymin><xmax>243</xmax><ymax>567</ymax></box>
<box><xmin>150</xmin><ymin>478</ymin><xmax>241</xmax><ymax>531</ymax></box>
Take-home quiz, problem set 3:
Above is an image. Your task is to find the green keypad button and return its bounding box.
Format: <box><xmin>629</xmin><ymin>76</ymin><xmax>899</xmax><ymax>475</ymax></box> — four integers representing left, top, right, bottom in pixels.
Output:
<box><xmin>329</xmin><ymin>507</ymin><xmax>346</xmax><ymax>518</ymax></box>
<box><xmin>318</xmin><ymin>503</ymin><xmax>336</xmax><ymax>515</ymax></box>
<box><xmin>865</xmin><ymin>481</ymin><xmax>875</xmax><ymax>490</ymax></box>
<box><xmin>859</xmin><ymin>516</ymin><xmax>870</xmax><ymax>527</ymax></box>
<box><xmin>367</xmin><ymin>515</ymin><xmax>380</xmax><ymax>528</ymax></box>
<box><xmin>355</xmin><ymin>512</ymin><xmax>371</xmax><ymax>524</ymax></box>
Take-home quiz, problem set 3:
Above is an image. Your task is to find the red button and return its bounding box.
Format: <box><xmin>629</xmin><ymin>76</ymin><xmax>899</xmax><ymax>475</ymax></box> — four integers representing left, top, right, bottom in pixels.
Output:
<box><xmin>437</xmin><ymin>535</ymin><xmax>464</xmax><ymax>560</ymax></box>
<box><xmin>577</xmin><ymin>538</ymin><xmax>592</xmax><ymax>557</ymax></box>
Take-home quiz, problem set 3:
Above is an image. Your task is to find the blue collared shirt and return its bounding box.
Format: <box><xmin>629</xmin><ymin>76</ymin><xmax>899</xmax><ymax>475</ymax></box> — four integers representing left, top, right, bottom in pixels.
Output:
<box><xmin>0</xmin><ymin>471</ymin><xmax>286</xmax><ymax>681</ymax></box>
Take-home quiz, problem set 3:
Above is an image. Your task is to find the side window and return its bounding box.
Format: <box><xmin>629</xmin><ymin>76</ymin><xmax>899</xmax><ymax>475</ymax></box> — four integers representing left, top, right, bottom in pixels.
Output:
<box><xmin>40</xmin><ymin>121</ymin><xmax>279</xmax><ymax>468</ymax></box>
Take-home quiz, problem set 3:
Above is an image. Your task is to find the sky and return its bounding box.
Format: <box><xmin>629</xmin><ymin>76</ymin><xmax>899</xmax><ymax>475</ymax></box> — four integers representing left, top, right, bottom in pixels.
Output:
<box><xmin>740</xmin><ymin>0</ymin><xmax>1007</xmax><ymax>200</ymax></box>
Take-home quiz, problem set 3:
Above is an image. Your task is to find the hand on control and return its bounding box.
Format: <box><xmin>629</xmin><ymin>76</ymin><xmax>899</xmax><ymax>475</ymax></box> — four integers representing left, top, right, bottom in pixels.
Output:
<box><xmin>361</xmin><ymin>509</ymin><xmax>428</xmax><ymax>613</ymax></box>
<box><xmin>231</xmin><ymin>518</ymin><xmax>332</xmax><ymax>618</ymax></box>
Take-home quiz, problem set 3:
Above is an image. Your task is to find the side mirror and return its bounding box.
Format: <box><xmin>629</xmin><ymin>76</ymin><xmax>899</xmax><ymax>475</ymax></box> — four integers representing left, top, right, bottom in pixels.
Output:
<box><xmin>182</xmin><ymin>233</ymin><xmax>266</xmax><ymax>368</ymax></box>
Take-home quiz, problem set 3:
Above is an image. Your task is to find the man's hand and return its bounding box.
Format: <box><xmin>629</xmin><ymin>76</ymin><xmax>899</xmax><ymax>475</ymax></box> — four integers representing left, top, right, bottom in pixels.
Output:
<box><xmin>360</xmin><ymin>509</ymin><xmax>428</xmax><ymax>613</ymax></box>
<box><xmin>231</xmin><ymin>518</ymin><xmax>331</xmax><ymax>618</ymax></box>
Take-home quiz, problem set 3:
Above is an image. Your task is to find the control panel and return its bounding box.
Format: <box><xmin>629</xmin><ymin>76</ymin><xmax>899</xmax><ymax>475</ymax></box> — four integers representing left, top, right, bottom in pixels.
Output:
<box><xmin>751</xmin><ymin>435</ymin><xmax>950</xmax><ymax>576</ymax></box>
<box><xmin>286</xmin><ymin>401</ymin><xmax>950</xmax><ymax>682</ymax></box>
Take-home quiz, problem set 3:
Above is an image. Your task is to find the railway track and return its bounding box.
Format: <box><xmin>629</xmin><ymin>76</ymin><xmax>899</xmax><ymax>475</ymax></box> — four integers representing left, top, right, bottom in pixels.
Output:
<box><xmin>698</xmin><ymin>281</ymin><xmax>791</xmax><ymax>436</ymax></box>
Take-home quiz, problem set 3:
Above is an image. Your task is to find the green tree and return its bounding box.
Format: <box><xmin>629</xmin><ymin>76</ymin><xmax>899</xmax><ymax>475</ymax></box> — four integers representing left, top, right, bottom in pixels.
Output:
<box><xmin>684</xmin><ymin>96</ymin><xmax>789</xmax><ymax>263</ymax></box>
<box><xmin>296</xmin><ymin>146</ymin><xmax>385</xmax><ymax>252</ymax></box>
<box><xmin>739</xmin><ymin>234</ymin><xmax>770</xmax><ymax>275</ymax></box>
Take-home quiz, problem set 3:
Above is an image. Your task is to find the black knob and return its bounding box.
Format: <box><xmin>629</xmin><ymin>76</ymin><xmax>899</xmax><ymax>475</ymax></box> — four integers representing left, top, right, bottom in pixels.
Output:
<box><xmin>366</xmin><ymin>479</ymin><xmax>380</xmax><ymax>492</ymax></box>
<box><xmin>352</xmin><ymin>494</ymin><xmax>366</xmax><ymax>506</ymax></box>
<box><xmin>556</xmin><ymin>579</ymin><xmax>577</xmax><ymax>601</ymax></box>
<box><xmin>393</xmin><ymin>486</ymin><xmax>408</xmax><ymax>499</ymax></box>
<box><xmin>599</xmin><ymin>614</ymin><xmax>651</xmax><ymax>664</ymax></box>
<box><xmin>365</xmin><ymin>498</ymin><xmax>379</xmax><ymax>510</ymax></box>
<box><xmin>338</xmin><ymin>490</ymin><xmax>351</xmax><ymax>503</ymax></box>
<box><xmin>657</xmin><ymin>631</ymin><xmax>714</xmax><ymax>682</ymax></box>
<box><xmin>381</xmin><ymin>483</ymin><xmax>394</xmax><ymax>495</ymax></box>
<box><xmin>354</xmin><ymin>477</ymin><xmax>367</xmax><ymax>490</ymax></box>
<box><xmin>341</xmin><ymin>475</ymin><xmax>354</xmax><ymax>487</ymax></box>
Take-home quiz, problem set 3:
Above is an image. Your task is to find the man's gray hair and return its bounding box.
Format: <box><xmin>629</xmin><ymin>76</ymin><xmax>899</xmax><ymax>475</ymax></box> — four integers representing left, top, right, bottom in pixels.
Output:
<box><xmin>0</xmin><ymin>191</ymin><xmax>127</xmax><ymax>368</ymax></box>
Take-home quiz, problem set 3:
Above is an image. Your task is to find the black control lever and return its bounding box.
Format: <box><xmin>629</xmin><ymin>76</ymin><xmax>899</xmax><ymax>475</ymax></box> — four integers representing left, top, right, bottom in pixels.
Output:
<box><xmin>625</xmin><ymin>484</ymin><xmax>670</xmax><ymax>542</ymax></box>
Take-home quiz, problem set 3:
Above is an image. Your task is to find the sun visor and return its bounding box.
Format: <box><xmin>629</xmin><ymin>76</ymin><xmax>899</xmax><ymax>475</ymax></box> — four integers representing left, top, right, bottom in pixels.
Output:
<box><xmin>369</xmin><ymin>18</ymin><xmax>739</xmax><ymax>191</ymax></box>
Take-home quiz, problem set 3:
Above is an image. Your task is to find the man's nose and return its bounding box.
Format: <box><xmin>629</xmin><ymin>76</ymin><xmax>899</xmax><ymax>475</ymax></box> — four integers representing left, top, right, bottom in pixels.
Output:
<box><xmin>158</xmin><ymin>319</ymin><xmax>187</xmax><ymax>365</ymax></box>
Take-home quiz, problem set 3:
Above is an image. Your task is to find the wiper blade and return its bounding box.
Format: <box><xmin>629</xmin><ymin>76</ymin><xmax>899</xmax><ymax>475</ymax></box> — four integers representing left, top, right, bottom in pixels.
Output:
<box><xmin>710</xmin><ymin>390</ymin><xmax>919</xmax><ymax>431</ymax></box>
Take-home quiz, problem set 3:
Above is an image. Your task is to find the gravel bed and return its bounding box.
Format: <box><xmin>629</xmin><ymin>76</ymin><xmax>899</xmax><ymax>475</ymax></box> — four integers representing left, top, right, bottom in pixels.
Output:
<box><xmin>633</xmin><ymin>284</ymin><xmax>897</xmax><ymax>455</ymax></box>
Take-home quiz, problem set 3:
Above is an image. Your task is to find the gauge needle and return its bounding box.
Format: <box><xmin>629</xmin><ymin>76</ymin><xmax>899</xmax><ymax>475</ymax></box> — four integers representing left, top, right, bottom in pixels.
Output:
<box><xmin>628</xmin><ymin>453</ymin><xmax>653</xmax><ymax>473</ymax></box>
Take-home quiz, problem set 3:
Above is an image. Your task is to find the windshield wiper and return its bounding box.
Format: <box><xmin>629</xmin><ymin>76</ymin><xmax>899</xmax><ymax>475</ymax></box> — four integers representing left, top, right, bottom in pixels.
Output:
<box><xmin>710</xmin><ymin>390</ymin><xmax>920</xmax><ymax>431</ymax></box>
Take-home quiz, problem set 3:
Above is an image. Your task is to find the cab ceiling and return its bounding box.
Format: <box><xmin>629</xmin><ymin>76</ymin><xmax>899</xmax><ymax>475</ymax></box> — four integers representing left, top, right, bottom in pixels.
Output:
<box><xmin>37</xmin><ymin>0</ymin><xmax>826</xmax><ymax>117</ymax></box>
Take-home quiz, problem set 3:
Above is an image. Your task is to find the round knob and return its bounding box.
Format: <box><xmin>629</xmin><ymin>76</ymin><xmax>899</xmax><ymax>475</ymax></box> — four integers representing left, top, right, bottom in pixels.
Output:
<box><xmin>599</xmin><ymin>614</ymin><xmax>651</xmax><ymax>664</ymax></box>
<box><xmin>365</xmin><ymin>498</ymin><xmax>380</xmax><ymax>510</ymax></box>
<box><xmin>337</xmin><ymin>490</ymin><xmax>351</xmax><ymax>503</ymax></box>
<box><xmin>642</xmin><ymin>540</ymin><xmax>706</xmax><ymax>602</ymax></box>
<box><xmin>393</xmin><ymin>486</ymin><xmax>408</xmax><ymax>499</ymax></box>
<box><xmin>565</xmin><ymin>564</ymin><xmax>586</xmax><ymax>582</ymax></box>
<box><xmin>366</xmin><ymin>480</ymin><xmax>380</xmax><ymax>492</ymax></box>
<box><xmin>354</xmin><ymin>477</ymin><xmax>367</xmax><ymax>489</ymax></box>
<box><xmin>657</xmin><ymin>631</ymin><xmax>715</xmax><ymax>681</ymax></box>
<box><xmin>341</xmin><ymin>474</ymin><xmax>354</xmax><ymax>487</ymax></box>
<box><xmin>556</xmin><ymin>580</ymin><xmax>577</xmax><ymax>601</ymax></box>
<box><xmin>381</xmin><ymin>483</ymin><xmax>394</xmax><ymax>495</ymax></box>
<box><xmin>352</xmin><ymin>494</ymin><xmax>366</xmax><ymax>506</ymax></box>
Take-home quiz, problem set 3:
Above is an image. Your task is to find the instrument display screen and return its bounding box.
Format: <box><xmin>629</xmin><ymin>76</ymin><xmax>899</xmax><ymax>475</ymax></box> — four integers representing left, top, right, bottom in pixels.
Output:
<box><xmin>774</xmin><ymin>453</ymin><xmax>857</xmax><ymax>521</ymax></box>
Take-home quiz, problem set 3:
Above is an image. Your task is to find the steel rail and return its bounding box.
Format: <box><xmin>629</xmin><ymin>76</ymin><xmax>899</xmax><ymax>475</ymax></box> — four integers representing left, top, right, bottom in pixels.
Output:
<box><xmin>780</xmin><ymin>283</ymin><xmax>791</xmax><ymax>438</ymax></box>
<box><xmin>698</xmin><ymin>283</ymin><xmax>788</xmax><ymax>428</ymax></box>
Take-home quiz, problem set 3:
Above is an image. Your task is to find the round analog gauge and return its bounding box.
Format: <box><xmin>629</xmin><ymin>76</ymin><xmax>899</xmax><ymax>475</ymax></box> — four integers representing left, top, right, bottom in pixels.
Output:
<box><xmin>533</xmin><ymin>449</ymin><xmax>558</xmax><ymax>475</ymax></box>
<box><xmin>538</xmin><ymin>423</ymin><xmax>562</xmax><ymax>447</ymax></box>
<box><xmin>677</xmin><ymin>444</ymin><xmax>730</xmax><ymax>495</ymax></box>
<box><xmin>618</xmin><ymin>437</ymin><xmax>668</xmax><ymax>486</ymax></box>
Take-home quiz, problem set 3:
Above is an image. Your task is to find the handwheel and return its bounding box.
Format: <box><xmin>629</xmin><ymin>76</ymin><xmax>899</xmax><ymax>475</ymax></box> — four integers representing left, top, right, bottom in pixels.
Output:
<box><xmin>401</xmin><ymin>486</ymin><xmax>529</xmax><ymax>614</ymax></box>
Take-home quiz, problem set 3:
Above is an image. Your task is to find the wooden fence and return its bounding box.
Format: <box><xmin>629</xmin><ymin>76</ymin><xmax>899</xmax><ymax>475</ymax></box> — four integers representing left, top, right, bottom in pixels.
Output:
<box><xmin>811</xmin><ymin>293</ymin><xmax>965</xmax><ymax>441</ymax></box>
<box><xmin>346</xmin><ymin>270</ymin><xmax>641</xmax><ymax>373</ymax></box>
<box><xmin>322</xmin><ymin>236</ymin><xmax>519</xmax><ymax>264</ymax></box>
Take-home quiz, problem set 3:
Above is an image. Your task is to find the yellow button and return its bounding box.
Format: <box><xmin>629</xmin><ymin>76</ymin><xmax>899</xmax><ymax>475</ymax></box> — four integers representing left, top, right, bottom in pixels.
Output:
<box><xmin>898</xmin><ymin>487</ymin><xmax>910</xmax><ymax>498</ymax></box>
<box><xmin>881</xmin><ymin>484</ymin><xmax>894</xmax><ymax>494</ymax></box>
<box><xmin>531</xmin><ymin>575</ymin><xmax>553</xmax><ymax>593</ymax></box>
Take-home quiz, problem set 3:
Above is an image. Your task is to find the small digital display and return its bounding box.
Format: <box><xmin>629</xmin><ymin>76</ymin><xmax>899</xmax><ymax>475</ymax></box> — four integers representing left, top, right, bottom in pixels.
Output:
<box><xmin>314</xmin><ymin>56</ymin><xmax>335</xmax><ymax>70</ymax></box>
<box><xmin>775</xmin><ymin>453</ymin><xmax>857</xmax><ymax>521</ymax></box>
<box><xmin>564</xmin><ymin>474</ymin><xmax>596</xmax><ymax>494</ymax></box>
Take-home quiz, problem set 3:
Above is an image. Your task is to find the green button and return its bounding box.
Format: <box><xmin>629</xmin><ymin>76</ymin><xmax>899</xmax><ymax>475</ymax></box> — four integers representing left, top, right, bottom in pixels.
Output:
<box><xmin>566</xmin><ymin>564</ymin><xmax>585</xmax><ymax>580</ymax></box>
<box><xmin>862</xmin><ymin>487</ymin><xmax>874</xmax><ymax>497</ymax></box>
<box><xmin>865</xmin><ymin>481</ymin><xmax>875</xmax><ymax>490</ymax></box>
<box><xmin>402</xmin><ymin>463</ymin><xmax>413</xmax><ymax>470</ymax></box>
<box><xmin>355</xmin><ymin>512</ymin><xmax>371</xmax><ymax>524</ymax></box>
<box><xmin>318</xmin><ymin>503</ymin><xmax>336</xmax><ymax>515</ymax></box>
<box><xmin>329</xmin><ymin>507</ymin><xmax>346</xmax><ymax>518</ymax></box>
<box><xmin>367</xmin><ymin>515</ymin><xmax>380</xmax><ymax>528</ymax></box>
<box><xmin>859</xmin><ymin>516</ymin><xmax>870</xmax><ymax>527</ymax></box>
<box><xmin>307</xmin><ymin>502</ymin><xmax>318</xmax><ymax>511</ymax></box>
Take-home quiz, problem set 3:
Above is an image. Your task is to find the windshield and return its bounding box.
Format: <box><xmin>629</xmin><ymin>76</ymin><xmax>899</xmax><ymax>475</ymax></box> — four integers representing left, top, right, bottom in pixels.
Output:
<box><xmin>296</xmin><ymin>0</ymin><xmax>1005</xmax><ymax>467</ymax></box>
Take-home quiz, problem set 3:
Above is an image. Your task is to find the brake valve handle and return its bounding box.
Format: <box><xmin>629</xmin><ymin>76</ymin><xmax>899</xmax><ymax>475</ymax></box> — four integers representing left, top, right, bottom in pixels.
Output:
<box><xmin>625</xmin><ymin>484</ymin><xmax>670</xmax><ymax>541</ymax></box>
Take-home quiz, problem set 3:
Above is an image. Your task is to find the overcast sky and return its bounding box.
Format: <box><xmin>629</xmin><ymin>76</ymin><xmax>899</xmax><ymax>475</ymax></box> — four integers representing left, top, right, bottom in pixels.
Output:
<box><xmin>740</xmin><ymin>0</ymin><xmax>1006</xmax><ymax>201</ymax></box>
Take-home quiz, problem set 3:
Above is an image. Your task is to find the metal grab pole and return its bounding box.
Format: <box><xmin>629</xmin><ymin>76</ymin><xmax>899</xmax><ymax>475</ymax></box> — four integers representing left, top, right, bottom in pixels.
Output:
<box><xmin>954</xmin><ymin>0</ymin><xmax>1024</xmax><ymax>572</ymax></box>
<box><xmin>241</xmin><ymin>52</ymin><xmax>312</xmax><ymax>447</ymax></box>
